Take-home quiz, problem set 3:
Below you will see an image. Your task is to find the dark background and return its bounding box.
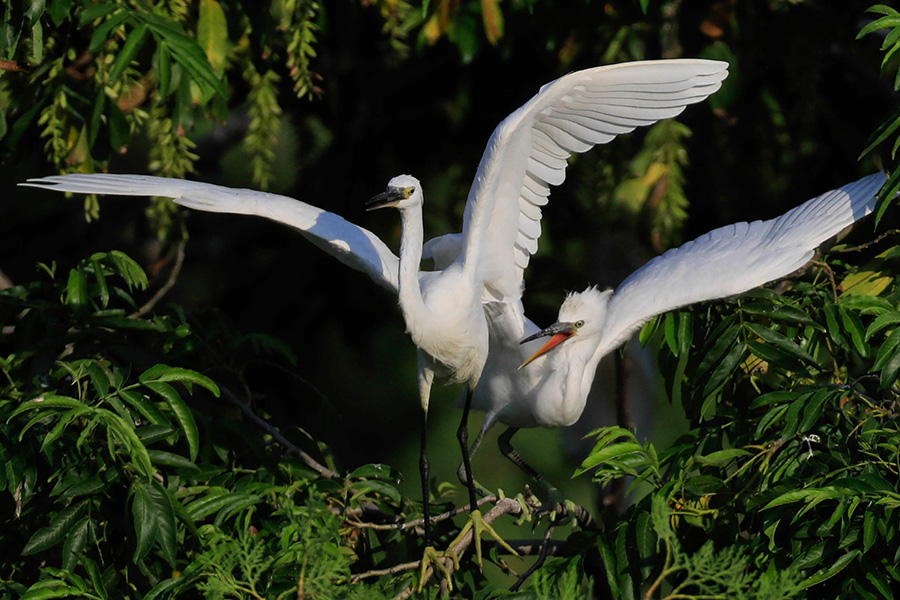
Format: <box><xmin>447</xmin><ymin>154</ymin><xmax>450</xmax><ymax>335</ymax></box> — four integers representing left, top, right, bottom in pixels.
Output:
<box><xmin>1</xmin><ymin>0</ymin><xmax>893</xmax><ymax>520</ymax></box>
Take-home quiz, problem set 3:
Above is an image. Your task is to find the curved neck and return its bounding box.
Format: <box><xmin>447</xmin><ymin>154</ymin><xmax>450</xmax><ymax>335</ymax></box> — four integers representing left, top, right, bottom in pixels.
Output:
<box><xmin>397</xmin><ymin>204</ymin><xmax>426</xmax><ymax>323</ymax></box>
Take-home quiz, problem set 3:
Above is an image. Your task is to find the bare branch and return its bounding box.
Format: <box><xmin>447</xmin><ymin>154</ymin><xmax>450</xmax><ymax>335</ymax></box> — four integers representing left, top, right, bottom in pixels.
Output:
<box><xmin>129</xmin><ymin>238</ymin><xmax>187</xmax><ymax>319</ymax></box>
<box><xmin>830</xmin><ymin>228</ymin><xmax>899</xmax><ymax>253</ymax></box>
<box><xmin>220</xmin><ymin>386</ymin><xmax>340</xmax><ymax>478</ymax></box>
<box><xmin>347</xmin><ymin>495</ymin><xmax>498</xmax><ymax>531</ymax></box>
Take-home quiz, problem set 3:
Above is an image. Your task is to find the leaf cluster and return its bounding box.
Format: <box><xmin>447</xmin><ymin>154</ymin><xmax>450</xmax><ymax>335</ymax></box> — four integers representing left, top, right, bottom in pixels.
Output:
<box><xmin>580</xmin><ymin>233</ymin><xmax>900</xmax><ymax>599</ymax></box>
<box><xmin>0</xmin><ymin>252</ymin><xmax>428</xmax><ymax>600</ymax></box>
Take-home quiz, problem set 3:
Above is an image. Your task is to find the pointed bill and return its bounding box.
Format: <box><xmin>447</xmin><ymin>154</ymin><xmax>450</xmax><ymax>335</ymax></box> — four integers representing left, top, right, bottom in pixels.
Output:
<box><xmin>518</xmin><ymin>322</ymin><xmax>578</xmax><ymax>370</ymax></box>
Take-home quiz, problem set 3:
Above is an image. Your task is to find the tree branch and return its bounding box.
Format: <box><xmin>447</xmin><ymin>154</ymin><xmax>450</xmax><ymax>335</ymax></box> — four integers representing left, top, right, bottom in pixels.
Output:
<box><xmin>220</xmin><ymin>385</ymin><xmax>340</xmax><ymax>478</ymax></box>
<box><xmin>129</xmin><ymin>238</ymin><xmax>187</xmax><ymax>319</ymax></box>
<box><xmin>393</xmin><ymin>497</ymin><xmax>526</xmax><ymax>600</ymax></box>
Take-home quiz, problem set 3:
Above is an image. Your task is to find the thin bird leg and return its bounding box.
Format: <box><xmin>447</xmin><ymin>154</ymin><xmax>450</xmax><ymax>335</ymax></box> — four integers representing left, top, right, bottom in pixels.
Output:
<box><xmin>448</xmin><ymin>410</ymin><xmax>520</xmax><ymax>571</ymax></box>
<box><xmin>497</xmin><ymin>427</ymin><xmax>545</xmax><ymax>482</ymax></box>
<box><xmin>498</xmin><ymin>427</ymin><xmax>564</xmax><ymax>508</ymax></box>
<box><xmin>456</xmin><ymin>386</ymin><xmax>479</xmax><ymax>513</ymax></box>
<box><xmin>420</xmin><ymin>408</ymin><xmax>432</xmax><ymax>546</ymax></box>
<box><xmin>417</xmin><ymin>409</ymin><xmax>461</xmax><ymax>592</ymax></box>
<box><xmin>456</xmin><ymin>422</ymin><xmax>494</xmax><ymax>499</ymax></box>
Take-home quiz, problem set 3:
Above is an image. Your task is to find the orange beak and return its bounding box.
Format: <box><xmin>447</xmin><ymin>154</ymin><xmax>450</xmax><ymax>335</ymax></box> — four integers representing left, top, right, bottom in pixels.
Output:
<box><xmin>517</xmin><ymin>322</ymin><xmax>578</xmax><ymax>370</ymax></box>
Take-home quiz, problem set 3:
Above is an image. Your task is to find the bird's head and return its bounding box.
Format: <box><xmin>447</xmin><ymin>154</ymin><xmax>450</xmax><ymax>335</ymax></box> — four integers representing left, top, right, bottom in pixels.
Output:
<box><xmin>518</xmin><ymin>286</ymin><xmax>612</xmax><ymax>369</ymax></box>
<box><xmin>366</xmin><ymin>174</ymin><xmax>423</xmax><ymax>211</ymax></box>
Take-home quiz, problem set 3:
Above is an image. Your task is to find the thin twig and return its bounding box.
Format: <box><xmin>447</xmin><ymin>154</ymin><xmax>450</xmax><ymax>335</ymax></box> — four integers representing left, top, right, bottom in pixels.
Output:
<box><xmin>830</xmin><ymin>228</ymin><xmax>899</xmax><ymax>253</ymax></box>
<box><xmin>352</xmin><ymin>561</ymin><xmax>421</xmax><ymax>583</ymax></box>
<box><xmin>220</xmin><ymin>386</ymin><xmax>340</xmax><ymax>478</ymax></box>
<box><xmin>129</xmin><ymin>238</ymin><xmax>187</xmax><ymax>318</ymax></box>
<box><xmin>393</xmin><ymin>497</ymin><xmax>526</xmax><ymax>600</ymax></box>
<box><xmin>510</xmin><ymin>526</ymin><xmax>556</xmax><ymax>591</ymax></box>
<box><xmin>810</xmin><ymin>260</ymin><xmax>838</xmax><ymax>302</ymax></box>
<box><xmin>351</xmin><ymin>538</ymin><xmax>569</xmax><ymax>585</ymax></box>
<box><xmin>347</xmin><ymin>495</ymin><xmax>498</xmax><ymax>530</ymax></box>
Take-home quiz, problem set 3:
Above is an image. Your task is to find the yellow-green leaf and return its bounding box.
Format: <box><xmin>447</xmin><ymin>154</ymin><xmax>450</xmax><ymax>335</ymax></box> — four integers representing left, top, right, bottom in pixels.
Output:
<box><xmin>481</xmin><ymin>0</ymin><xmax>503</xmax><ymax>45</ymax></box>
<box><xmin>198</xmin><ymin>0</ymin><xmax>228</xmax><ymax>77</ymax></box>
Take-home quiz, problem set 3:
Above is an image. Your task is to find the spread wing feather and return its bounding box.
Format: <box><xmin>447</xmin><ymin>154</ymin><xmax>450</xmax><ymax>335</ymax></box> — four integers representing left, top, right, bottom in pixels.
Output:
<box><xmin>21</xmin><ymin>174</ymin><xmax>401</xmax><ymax>293</ymax></box>
<box><xmin>593</xmin><ymin>171</ymin><xmax>886</xmax><ymax>361</ymax></box>
<box><xmin>458</xmin><ymin>59</ymin><xmax>729</xmax><ymax>304</ymax></box>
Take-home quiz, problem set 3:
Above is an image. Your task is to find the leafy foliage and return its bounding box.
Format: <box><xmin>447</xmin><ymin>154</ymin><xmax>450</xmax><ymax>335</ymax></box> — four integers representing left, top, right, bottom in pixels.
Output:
<box><xmin>582</xmin><ymin>232</ymin><xmax>900</xmax><ymax>599</ymax></box>
<box><xmin>4</xmin><ymin>1</ymin><xmax>900</xmax><ymax>599</ymax></box>
<box><xmin>858</xmin><ymin>4</ymin><xmax>900</xmax><ymax>223</ymax></box>
<box><xmin>0</xmin><ymin>253</ymin><xmax>420</xmax><ymax>599</ymax></box>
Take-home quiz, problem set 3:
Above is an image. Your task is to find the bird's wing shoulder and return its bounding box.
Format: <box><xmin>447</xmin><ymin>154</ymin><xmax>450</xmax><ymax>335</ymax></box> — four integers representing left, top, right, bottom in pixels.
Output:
<box><xmin>596</xmin><ymin>172</ymin><xmax>885</xmax><ymax>358</ymax></box>
<box><xmin>459</xmin><ymin>59</ymin><xmax>729</xmax><ymax>303</ymax></box>
<box><xmin>21</xmin><ymin>174</ymin><xmax>401</xmax><ymax>293</ymax></box>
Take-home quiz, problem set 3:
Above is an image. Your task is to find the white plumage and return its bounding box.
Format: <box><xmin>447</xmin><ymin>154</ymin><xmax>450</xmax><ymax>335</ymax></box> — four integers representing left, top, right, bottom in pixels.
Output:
<box><xmin>22</xmin><ymin>58</ymin><xmax>730</xmax><ymax>532</ymax></box>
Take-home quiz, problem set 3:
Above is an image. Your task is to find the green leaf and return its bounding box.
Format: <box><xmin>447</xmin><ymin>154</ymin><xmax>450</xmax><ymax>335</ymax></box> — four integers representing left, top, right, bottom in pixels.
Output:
<box><xmin>824</xmin><ymin>303</ymin><xmax>850</xmax><ymax>351</ymax></box>
<box><xmin>79</xmin><ymin>2</ymin><xmax>119</xmax><ymax>27</ymax></box>
<box><xmin>48</xmin><ymin>0</ymin><xmax>74</xmax><ymax>27</ymax></box>
<box><xmin>840</xmin><ymin>307</ymin><xmax>870</xmax><ymax>358</ymax></box>
<box><xmin>740</xmin><ymin>302</ymin><xmax>821</xmax><ymax>327</ymax></box>
<box><xmin>107</xmin><ymin>101</ymin><xmax>130</xmax><ymax>150</ymax></box>
<box><xmin>20</xmin><ymin>583</ymin><xmax>83</xmax><ymax>600</ymax></box>
<box><xmin>108</xmin><ymin>250</ymin><xmax>148</xmax><ymax>290</ymax></box>
<box><xmin>197</xmin><ymin>0</ymin><xmax>228</xmax><ymax>76</ymax></box>
<box><xmin>148</xmin><ymin>481</ymin><xmax>177</xmax><ymax>566</ymax></box>
<box><xmin>701</xmin><ymin>341</ymin><xmax>746</xmax><ymax>398</ymax></box>
<box><xmin>798</xmin><ymin>389</ymin><xmax>831</xmax><ymax>433</ymax></box>
<box><xmin>10</xmin><ymin>395</ymin><xmax>86</xmax><ymax>419</ymax></box>
<box><xmin>118</xmin><ymin>389</ymin><xmax>168</xmax><ymax>426</ymax></box>
<box><xmin>87</xmin><ymin>9</ymin><xmax>129</xmax><ymax>54</ymax></box>
<box><xmin>762</xmin><ymin>489</ymin><xmax>814</xmax><ymax>510</ymax></box>
<box><xmin>140</xmin><ymin>364</ymin><xmax>220</xmax><ymax>396</ymax></box>
<box><xmin>349</xmin><ymin>463</ymin><xmax>401</xmax><ymax>481</ymax></box>
<box><xmin>745</xmin><ymin>322</ymin><xmax>818</xmax><ymax>366</ymax></box>
<box><xmin>61</xmin><ymin>516</ymin><xmax>90</xmax><ymax>571</ymax></box>
<box><xmin>65</xmin><ymin>268</ymin><xmax>88</xmax><ymax>309</ymax></box>
<box><xmin>695</xmin><ymin>448</ymin><xmax>750</xmax><ymax>466</ymax></box>
<box><xmin>147</xmin><ymin>449</ymin><xmax>197</xmax><ymax>470</ymax></box>
<box><xmin>874</xmin><ymin>327</ymin><xmax>900</xmax><ymax>371</ymax></box>
<box><xmin>154</xmin><ymin>43</ymin><xmax>173</xmax><ymax>99</ymax></box>
<box><xmin>801</xmin><ymin>549</ymin><xmax>860</xmax><ymax>589</ymax></box>
<box><xmin>109</xmin><ymin>23</ymin><xmax>148</xmax><ymax>83</ymax></box>
<box><xmin>596</xmin><ymin>535</ymin><xmax>621</xmax><ymax>598</ymax></box>
<box><xmin>880</xmin><ymin>349</ymin><xmax>900</xmax><ymax>389</ymax></box>
<box><xmin>100</xmin><ymin>409</ymin><xmax>153</xmax><ymax>478</ymax></box>
<box><xmin>863</xmin><ymin>509</ymin><xmax>878</xmax><ymax>553</ymax></box>
<box><xmin>186</xmin><ymin>491</ymin><xmax>261</xmax><ymax>521</ymax></box>
<box><xmin>866</xmin><ymin>311</ymin><xmax>900</xmax><ymax>340</ymax></box>
<box><xmin>350</xmin><ymin>479</ymin><xmax>402</xmax><ymax>504</ymax></box>
<box><xmin>22</xmin><ymin>500</ymin><xmax>87</xmax><ymax>555</ymax></box>
<box><xmin>580</xmin><ymin>442</ymin><xmax>646</xmax><ymax>471</ymax></box>
<box><xmin>142</xmin><ymin>381</ymin><xmax>199</xmax><ymax>462</ymax></box>
<box><xmin>132</xmin><ymin>483</ymin><xmax>159</xmax><ymax>563</ymax></box>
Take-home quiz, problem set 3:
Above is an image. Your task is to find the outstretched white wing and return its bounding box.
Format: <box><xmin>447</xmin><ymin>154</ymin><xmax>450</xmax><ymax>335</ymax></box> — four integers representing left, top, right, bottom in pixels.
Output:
<box><xmin>593</xmin><ymin>171</ymin><xmax>886</xmax><ymax>360</ymax></box>
<box><xmin>459</xmin><ymin>59</ymin><xmax>729</xmax><ymax>302</ymax></box>
<box><xmin>20</xmin><ymin>174</ymin><xmax>401</xmax><ymax>293</ymax></box>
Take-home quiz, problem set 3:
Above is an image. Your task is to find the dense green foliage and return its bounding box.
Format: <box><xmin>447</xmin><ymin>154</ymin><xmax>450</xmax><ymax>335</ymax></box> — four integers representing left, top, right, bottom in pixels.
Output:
<box><xmin>3</xmin><ymin>1</ymin><xmax>900</xmax><ymax>599</ymax></box>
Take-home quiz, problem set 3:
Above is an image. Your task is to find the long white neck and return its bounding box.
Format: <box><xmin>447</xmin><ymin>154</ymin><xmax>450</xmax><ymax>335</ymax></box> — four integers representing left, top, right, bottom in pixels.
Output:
<box><xmin>397</xmin><ymin>204</ymin><xmax>427</xmax><ymax>327</ymax></box>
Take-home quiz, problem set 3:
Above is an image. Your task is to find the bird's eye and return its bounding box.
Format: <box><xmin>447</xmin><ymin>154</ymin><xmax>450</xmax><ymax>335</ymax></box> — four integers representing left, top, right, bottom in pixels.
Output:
<box><xmin>404</xmin><ymin>187</ymin><xmax>415</xmax><ymax>198</ymax></box>
<box><xmin>575</xmin><ymin>320</ymin><xmax>585</xmax><ymax>328</ymax></box>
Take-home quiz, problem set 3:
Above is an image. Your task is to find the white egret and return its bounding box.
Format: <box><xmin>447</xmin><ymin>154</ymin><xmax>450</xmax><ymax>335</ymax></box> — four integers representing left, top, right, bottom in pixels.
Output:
<box><xmin>458</xmin><ymin>171</ymin><xmax>886</xmax><ymax>491</ymax></box>
<box><xmin>21</xmin><ymin>58</ymin><xmax>729</xmax><ymax>570</ymax></box>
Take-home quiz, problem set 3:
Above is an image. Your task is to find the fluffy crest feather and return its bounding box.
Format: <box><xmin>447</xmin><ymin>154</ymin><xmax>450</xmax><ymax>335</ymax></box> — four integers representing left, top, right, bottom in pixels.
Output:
<box><xmin>558</xmin><ymin>286</ymin><xmax>612</xmax><ymax>324</ymax></box>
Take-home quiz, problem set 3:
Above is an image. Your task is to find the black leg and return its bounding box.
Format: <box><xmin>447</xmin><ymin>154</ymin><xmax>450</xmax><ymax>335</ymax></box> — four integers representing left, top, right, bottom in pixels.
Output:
<box><xmin>420</xmin><ymin>409</ymin><xmax>432</xmax><ymax>547</ymax></box>
<box><xmin>498</xmin><ymin>426</ymin><xmax>545</xmax><ymax>482</ymax></box>
<box><xmin>456</xmin><ymin>387</ymin><xmax>479</xmax><ymax>513</ymax></box>
<box><xmin>456</xmin><ymin>423</ymin><xmax>492</xmax><ymax>498</ymax></box>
